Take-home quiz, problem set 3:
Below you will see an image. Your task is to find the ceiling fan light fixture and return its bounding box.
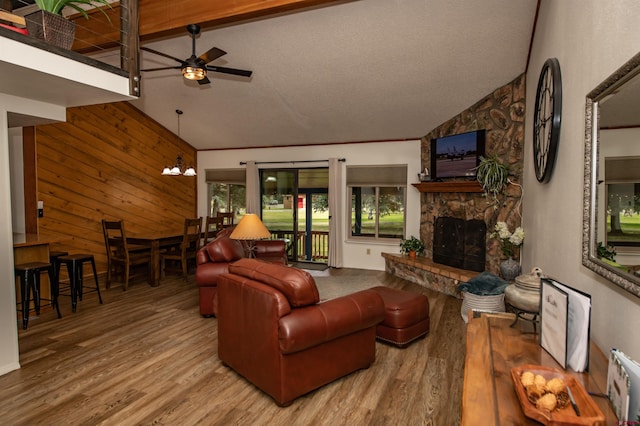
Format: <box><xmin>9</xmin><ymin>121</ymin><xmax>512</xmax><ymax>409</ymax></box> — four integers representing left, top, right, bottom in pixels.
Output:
<box><xmin>141</xmin><ymin>24</ymin><xmax>252</xmax><ymax>84</ymax></box>
<box><xmin>182</xmin><ymin>66</ymin><xmax>206</xmax><ymax>81</ymax></box>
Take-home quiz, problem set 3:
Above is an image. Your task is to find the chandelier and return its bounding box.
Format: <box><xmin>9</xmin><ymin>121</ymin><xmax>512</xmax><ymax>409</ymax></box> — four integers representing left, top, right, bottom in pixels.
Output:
<box><xmin>161</xmin><ymin>109</ymin><xmax>196</xmax><ymax>176</ymax></box>
<box><xmin>162</xmin><ymin>154</ymin><xmax>196</xmax><ymax>176</ymax></box>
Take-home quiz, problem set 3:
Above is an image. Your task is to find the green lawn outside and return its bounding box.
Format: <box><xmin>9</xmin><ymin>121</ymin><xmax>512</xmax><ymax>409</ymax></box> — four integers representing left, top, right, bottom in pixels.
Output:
<box><xmin>607</xmin><ymin>213</ymin><xmax>640</xmax><ymax>243</ymax></box>
<box><xmin>261</xmin><ymin>207</ymin><xmax>404</xmax><ymax>235</ymax></box>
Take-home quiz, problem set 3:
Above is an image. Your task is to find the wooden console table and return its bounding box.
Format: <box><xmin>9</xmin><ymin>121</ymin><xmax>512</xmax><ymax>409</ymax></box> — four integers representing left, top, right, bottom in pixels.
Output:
<box><xmin>462</xmin><ymin>312</ymin><xmax>617</xmax><ymax>425</ymax></box>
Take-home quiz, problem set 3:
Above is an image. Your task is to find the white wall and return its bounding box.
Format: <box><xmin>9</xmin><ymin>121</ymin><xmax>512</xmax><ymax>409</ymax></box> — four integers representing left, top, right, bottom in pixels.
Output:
<box><xmin>522</xmin><ymin>0</ymin><xmax>640</xmax><ymax>361</ymax></box>
<box><xmin>0</xmin><ymin>94</ymin><xmax>66</xmax><ymax>375</ymax></box>
<box><xmin>9</xmin><ymin>128</ymin><xmax>25</xmax><ymax>234</ymax></box>
<box><xmin>198</xmin><ymin>141</ymin><xmax>422</xmax><ymax>270</ymax></box>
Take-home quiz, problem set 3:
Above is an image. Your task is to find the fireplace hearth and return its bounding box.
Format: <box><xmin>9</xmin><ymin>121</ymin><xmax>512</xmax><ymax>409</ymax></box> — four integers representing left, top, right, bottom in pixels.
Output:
<box><xmin>433</xmin><ymin>217</ymin><xmax>486</xmax><ymax>272</ymax></box>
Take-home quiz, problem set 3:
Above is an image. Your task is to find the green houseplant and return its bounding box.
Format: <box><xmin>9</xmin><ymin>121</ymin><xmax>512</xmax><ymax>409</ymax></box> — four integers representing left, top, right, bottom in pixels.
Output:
<box><xmin>26</xmin><ymin>0</ymin><xmax>112</xmax><ymax>49</ymax></box>
<box><xmin>400</xmin><ymin>236</ymin><xmax>425</xmax><ymax>257</ymax></box>
<box><xmin>34</xmin><ymin>0</ymin><xmax>112</xmax><ymax>19</ymax></box>
<box><xmin>475</xmin><ymin>155</ymin><xmax>510</xmax><ymax>208</ymax></box>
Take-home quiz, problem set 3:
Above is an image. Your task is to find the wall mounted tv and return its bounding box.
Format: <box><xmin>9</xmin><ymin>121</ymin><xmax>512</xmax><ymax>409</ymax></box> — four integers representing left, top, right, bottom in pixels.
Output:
<box><xmin>430</xmin><ymin>129</ymin><xmax>486</xmax><ymax>180</ymax></box>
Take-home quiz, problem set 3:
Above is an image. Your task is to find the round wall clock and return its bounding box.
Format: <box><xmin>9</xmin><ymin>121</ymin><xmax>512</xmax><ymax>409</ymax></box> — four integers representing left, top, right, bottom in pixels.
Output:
<box><xmin>533</xmin><ymin>57</ymin><xmax>562</xmax><ymax>183</ymax></box>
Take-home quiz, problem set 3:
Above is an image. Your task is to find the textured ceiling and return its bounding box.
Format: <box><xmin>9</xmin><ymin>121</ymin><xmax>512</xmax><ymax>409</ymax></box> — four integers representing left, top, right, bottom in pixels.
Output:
<box><xmin>92</xmin><ymin>0</ymin><xmax>538</xmax><ymax>150</ymax></box>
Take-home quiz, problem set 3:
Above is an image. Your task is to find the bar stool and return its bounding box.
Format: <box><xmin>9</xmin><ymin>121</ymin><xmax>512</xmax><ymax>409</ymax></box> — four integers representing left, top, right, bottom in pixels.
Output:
<box><xmin>55</xmin><ymin>254</ymin><xmax>103</xmax><ymax>312</ymax></box>
<box><xmin>49</xmin><ymin>251</ymin><xmax>68</xmax><ymax>291</ymax></box>
<box><xmin>15</xmin><ymin>262</ymin><xmax>61</xmax><ymax>329</ymax></box>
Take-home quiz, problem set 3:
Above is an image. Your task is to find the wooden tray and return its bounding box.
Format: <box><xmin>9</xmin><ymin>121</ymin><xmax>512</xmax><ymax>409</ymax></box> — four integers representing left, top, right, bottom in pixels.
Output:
<box><xmin>511</xmin><ymin>365</ymin><xmax>606</xmax><ymax>426</ymax></box>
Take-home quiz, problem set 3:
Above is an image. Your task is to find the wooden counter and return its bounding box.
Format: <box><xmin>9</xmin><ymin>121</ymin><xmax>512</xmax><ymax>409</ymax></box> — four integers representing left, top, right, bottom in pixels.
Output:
<box><xmin>13</xmin><ymin>233</ymin><xmax>53</xmax><ymax>309</ymax></box>
<box><xmin>462</xmin><ymin>312</ymin><xmax>617</xmax><ymax>425</ymax></box>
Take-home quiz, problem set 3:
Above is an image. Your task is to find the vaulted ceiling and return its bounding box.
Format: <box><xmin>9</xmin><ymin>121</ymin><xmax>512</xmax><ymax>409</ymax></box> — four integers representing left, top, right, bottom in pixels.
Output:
<box><xmin>90</xmin><ymin>0</ymin><xmax>539</xmax><ymax>150</ymax></box>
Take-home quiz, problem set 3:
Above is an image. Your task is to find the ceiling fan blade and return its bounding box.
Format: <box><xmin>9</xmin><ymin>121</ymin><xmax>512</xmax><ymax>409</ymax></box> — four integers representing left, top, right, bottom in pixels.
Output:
<box><xmin>199</xmin><ymin>47</ymin><xmax>227</xmax><ymax>64</ymax></box>
<box><xmin>141</xmin><ymin>46</ymin><xmax>185</xmax><ymax>65</ymax></box>
<box><xmin>141</xmin><ymin>66</ymin><xmax>182</xmax><ymax>72</ymax></box>
<box><xmin>206</xmin><ymin>66</ymin><xmax>253</xmax><ymax>77</ymax></box>
<box><xmin>197</xmin><ymin>76</ymin><xmax>211</xmax><ymax>85</ymax></box>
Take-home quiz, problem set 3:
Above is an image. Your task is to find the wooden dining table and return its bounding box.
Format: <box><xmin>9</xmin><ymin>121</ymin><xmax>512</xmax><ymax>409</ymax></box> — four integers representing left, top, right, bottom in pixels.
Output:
<box><xmin>126</xmin><ymin>232</ymin><xmax>185</xmax><ymax>287</ymax></box>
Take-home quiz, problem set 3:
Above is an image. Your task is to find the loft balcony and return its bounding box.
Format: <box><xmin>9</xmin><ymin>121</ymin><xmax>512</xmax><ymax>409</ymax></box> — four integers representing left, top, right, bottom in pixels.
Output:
<box><xmin>0</xmin><ymin>3</ymin><xmax>137</xmax><ymax>127</ymax></box>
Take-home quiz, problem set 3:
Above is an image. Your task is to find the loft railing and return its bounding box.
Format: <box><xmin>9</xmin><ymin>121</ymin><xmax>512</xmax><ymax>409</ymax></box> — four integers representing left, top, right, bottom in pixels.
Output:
<box><xmin>0</xmin><ymin>0</ymin><xmax>140</xmax><ymax>97</ymax></box>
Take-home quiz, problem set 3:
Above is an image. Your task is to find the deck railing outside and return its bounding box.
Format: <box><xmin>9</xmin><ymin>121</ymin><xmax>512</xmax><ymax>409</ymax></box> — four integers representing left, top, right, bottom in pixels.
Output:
<box><xmin>270</xmin><ymin>230</ymin><xmax>328</xmax><ymax>262</ymax></box>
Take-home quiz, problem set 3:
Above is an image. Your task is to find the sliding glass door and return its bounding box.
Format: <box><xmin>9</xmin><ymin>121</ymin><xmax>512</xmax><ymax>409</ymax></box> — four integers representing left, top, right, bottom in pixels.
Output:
<box><xmin>261</xmin><ymin>168</ymin><xmax>328</xmax><ymax>263</ymax></box>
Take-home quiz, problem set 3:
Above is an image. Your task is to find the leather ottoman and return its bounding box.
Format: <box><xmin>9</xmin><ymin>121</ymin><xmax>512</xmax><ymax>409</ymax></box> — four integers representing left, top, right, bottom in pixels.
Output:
<box><xmin>370</xmin><ymin>286</ymin><xmax>430</xmax><ymax>348</ymax></box>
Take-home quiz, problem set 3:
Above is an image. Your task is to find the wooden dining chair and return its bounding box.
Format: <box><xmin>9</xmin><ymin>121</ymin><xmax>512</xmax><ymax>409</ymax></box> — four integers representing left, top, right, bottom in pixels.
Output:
<box><xmin>101</xmin><ymin>220</ymin><xmax>152</xmax><ymax>291</ymax></box>
<box><xmin>161</xmin><ymin>217</ymin><xmax>203</xmax><ymax>281</ymax></box>
<box><xmin>203</xmin><ymin>215</ymin><xmax>224</xmax><ymax>245</ymax></box>
<box><xmin>217</xmin><ymin>212</ymin><xmax>235</xmax><ymax>228</ymax></box>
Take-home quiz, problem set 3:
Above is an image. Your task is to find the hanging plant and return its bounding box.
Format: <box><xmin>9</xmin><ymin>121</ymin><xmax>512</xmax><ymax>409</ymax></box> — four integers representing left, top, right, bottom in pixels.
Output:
<box><xmin>475</xmin><ymin>155</ymin><xmax>510</xmax><ymax>208</ymax></box>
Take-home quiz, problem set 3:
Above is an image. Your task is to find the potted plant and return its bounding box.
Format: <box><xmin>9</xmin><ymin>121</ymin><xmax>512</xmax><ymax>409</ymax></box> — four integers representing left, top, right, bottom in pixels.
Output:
<box><xmin>475</xmin><ymin>155</ymin><xmax>510</xmax><ymax>208</ymax></box>
<box><xmin>400</xmin><ymin>236</ymin><xmax>425</xmax><ymax>258</ymax></box>
<box><xmin>25</xmin><ymin>0</ymin><xmax>112</xmax><ymax>49</ymax></box>
<box><xmin>597</xmin><ymin>241</ymin><xmax>617</xmax><ymax>262</ymax></box>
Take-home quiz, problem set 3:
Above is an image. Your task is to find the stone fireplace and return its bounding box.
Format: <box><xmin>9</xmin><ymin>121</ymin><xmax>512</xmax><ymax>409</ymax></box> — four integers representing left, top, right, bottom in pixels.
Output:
<box><xmin>419</xmin><ymin>73</ymin><xmax>525</xmax><ymax>276</ymax></box>
<box><xmin>383</xmin><ymin>75</ymin><xmax>525</xmax><ymax>297</ymax></box>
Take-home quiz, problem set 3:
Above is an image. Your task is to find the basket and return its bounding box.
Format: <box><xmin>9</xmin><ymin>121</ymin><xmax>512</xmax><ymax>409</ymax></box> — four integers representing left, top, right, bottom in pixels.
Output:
<box><xmin>460</xmin><ymin>291</ymin><xmax>505</xmax><ymax>323</ymax></box>
<box><xmin>25</xmin><ymin>10</ymin><xmax>76</xmax><ymax>50</ymax></box>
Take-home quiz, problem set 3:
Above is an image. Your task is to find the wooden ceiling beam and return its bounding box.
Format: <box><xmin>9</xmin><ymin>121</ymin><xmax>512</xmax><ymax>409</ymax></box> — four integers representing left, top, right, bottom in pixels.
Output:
<box><xmin>138</xmin><ymin>0</ymin><xmax>346</xmax><ymax>38</ymax></box>
<box><xmin>73</xmin><ymin>0</ymin><xmax>347</xmax><ymax>52</ymax></box>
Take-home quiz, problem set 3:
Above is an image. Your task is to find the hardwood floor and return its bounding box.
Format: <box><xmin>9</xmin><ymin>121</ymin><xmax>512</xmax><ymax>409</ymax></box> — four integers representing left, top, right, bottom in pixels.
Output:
<box><xmin>0</xmin><ymin>268</ymin><xmax>465</xmax><ymax>425</ymax></box>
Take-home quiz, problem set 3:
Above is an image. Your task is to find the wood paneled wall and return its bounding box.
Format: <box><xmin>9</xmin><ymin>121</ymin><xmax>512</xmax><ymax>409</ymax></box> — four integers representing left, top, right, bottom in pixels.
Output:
<box><xmin>33</xmin><ymin>102</ymin><xmax>197</xmax><ymax>274</ymax></box>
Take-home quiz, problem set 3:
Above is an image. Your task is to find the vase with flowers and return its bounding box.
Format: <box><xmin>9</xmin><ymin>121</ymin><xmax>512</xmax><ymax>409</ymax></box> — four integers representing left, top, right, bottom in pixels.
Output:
<box><xmin>492</xmin><ymin>221</ymin><xmax>525</xmax><ymax>281</ymax></box>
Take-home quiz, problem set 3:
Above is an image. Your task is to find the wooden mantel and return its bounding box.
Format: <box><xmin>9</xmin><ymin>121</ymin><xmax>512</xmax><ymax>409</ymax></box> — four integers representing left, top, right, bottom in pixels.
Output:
<box><xmin>412</xmin><ymin>181</ymin><xmax>483</xmax><ymax>193</ymax></box>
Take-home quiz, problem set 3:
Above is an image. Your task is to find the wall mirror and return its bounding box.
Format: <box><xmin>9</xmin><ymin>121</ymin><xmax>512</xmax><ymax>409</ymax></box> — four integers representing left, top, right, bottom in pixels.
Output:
<box><xmin>583</xmin><ymin>51</ymin><xmax>640</xmax><ymax>298</ymax></box>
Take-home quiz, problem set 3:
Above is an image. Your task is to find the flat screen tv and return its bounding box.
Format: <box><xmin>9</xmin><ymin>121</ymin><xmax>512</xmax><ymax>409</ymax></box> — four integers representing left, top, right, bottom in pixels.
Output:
<box><xmin>430</xmin><ymin>130</ymin><xmax>486</xmax><ymax>180</ymax></box>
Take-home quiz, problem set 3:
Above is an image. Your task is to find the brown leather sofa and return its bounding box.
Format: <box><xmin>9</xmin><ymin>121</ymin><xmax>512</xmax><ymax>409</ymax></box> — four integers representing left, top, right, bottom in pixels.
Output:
<box><xmin>217</xmin><ymin>258</ymin><xmax>386</xmax><ymax>406</ymax></box>
<box><xmin>195</xmin><ymin>233</ymin><xmax>287</xmax><ymax>317</ymax></box>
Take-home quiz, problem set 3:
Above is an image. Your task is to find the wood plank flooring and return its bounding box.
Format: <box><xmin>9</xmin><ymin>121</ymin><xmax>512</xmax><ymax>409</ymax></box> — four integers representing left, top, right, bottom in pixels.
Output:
<box><xmin>0</xmin><ymin>268</ymin><xmax>465</xmax><ymax>426</ymax></box>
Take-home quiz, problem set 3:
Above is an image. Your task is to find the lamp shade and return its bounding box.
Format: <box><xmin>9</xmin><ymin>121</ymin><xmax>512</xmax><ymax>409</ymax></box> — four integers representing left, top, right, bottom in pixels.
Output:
<box><xmin>230</xmin><ymin>214</ymin><xmax>271</xmax><ymax>240</ymax></box>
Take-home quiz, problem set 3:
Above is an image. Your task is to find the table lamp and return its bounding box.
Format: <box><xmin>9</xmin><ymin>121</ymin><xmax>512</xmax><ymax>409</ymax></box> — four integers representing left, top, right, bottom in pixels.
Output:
<box><xmin>229</xmin><ymin>214</ymin><xmax>271</xmax><ymax>257</ymax></box>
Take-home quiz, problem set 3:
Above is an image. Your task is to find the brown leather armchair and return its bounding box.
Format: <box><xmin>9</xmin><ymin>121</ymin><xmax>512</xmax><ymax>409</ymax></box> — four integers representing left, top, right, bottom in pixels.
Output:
<box><xmin>196</xmin><ymin>236</ymin><xmax>244</xmax><ymax>317</ymax></box>
<box><xmin>195</xmin><ymin>235</ymin><xmax>287</xmax><ymax>317</ymax></box>
<box><xmin>217</xmin><ymin>258</ymin><xmax>385</xmax><ymax>406</ymax></box>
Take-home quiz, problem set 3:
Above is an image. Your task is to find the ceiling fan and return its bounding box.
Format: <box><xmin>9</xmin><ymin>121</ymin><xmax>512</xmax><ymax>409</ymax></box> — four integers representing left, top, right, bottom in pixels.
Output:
<box><xmin>141</xmin><ymin>24</ymin><xmax>253</xmax><ymax>85</ymax></box>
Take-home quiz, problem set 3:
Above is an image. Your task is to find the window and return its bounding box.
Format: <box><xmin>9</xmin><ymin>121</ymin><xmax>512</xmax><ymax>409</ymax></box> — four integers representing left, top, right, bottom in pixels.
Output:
<box><xmin>347</xmin><ymin>165</ymin><xmax>406</xmax><ymax>240</ymax></box>
<box><xmin>605</xmin><ymin>157</ymin><xmax>640</xmax><ymax>247</ymax></box>
<box><xmin>206</xmin><ymin>169</ymin><xmax>246</xmax><ymax>221</ymax></box>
